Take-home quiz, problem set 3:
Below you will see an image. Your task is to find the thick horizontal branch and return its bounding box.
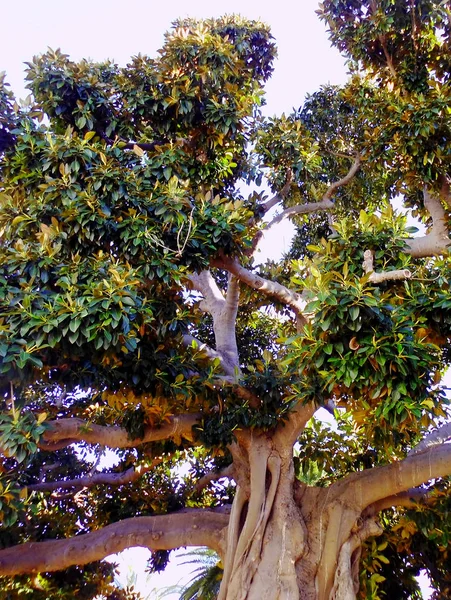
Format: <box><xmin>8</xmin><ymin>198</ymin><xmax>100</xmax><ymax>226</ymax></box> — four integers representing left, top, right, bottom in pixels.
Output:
<box><xmin>0</xmin><ymin>510</ymin><xmax>229</xmax><ymax>576</ymax></box>
<box><xmin>339</xmin><ymin>443</ymin><xmax>451</xmax><ymax>510</ymax></box>
<box><xmin>40</xmin><ymin>413</ymin><xmax>200</xmax><ymax>451</ymax></box>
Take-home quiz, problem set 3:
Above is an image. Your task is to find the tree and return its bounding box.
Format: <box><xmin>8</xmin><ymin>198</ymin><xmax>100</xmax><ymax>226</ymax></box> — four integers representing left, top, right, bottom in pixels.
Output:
<box><xmin>0</xmin><ymin>4</ymin><xmax>451</xmax><ymax>599</ymax></box>
<box><xmin>158</xmin><ymin>548</ymin><xmax>223</xmax><ymax>600</ymax></box>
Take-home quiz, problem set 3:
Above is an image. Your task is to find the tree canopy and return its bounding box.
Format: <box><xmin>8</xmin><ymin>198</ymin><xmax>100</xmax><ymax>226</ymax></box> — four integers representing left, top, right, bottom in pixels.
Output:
<box><xmin>0</xmin><ymin>3</ymin><xmax>451</xmax><ymax>599</ymax></box>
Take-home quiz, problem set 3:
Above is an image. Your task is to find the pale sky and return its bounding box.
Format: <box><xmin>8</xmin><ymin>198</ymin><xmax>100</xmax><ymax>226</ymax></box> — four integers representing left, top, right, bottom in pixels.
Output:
<box><xmin>0</xmin><ymin>1</ymin><xmax>433</xmax><ymax>598</ymax></box>
<box><xmin>1</xmin><ymin>0</ymin><xmax>348</xmax><ymax>114</ymax></box>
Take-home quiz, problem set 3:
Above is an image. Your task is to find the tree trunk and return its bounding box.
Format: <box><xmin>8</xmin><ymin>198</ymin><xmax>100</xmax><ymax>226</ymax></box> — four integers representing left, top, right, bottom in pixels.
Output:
<box><xmin>218</xmin><ymin>435</ymin><xmax>382</xmax><ymax>600</ymax></box>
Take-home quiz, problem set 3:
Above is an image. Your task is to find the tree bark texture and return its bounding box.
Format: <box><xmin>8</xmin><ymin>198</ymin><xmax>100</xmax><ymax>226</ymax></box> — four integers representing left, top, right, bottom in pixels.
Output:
<box><xmin>1</xmin><ymin>415</ymin><xmax>450</xmax><ymax>598</ymax></box>
<box><xmin>215</xmin><ymin>433</ymin><xmax>374</xmax><ymax>600</ymax></box>
<box><xmin>215</xmin><ymin>431</ymin><xmax>451</xmax><ymax>600</ymax></box>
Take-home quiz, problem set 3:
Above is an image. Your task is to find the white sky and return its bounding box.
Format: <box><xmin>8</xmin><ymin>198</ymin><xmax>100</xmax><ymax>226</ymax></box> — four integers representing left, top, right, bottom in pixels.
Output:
<box><xmin>0</xmin><ymin>1</ymin><xmax>433</xmax><ymax>598</ymax></box>
<box><xmin>0</xmin><ymin>0</ymin><xmax>348</xmax><ymax>112</ymax></box>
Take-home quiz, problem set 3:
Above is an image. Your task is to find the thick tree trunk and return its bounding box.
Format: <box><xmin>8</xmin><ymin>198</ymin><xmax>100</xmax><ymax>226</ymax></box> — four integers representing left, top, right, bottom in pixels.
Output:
<box><xmin>218</xmin><ymin>435</ymin><xmax>381</xmax><ymax>600</ymax></box>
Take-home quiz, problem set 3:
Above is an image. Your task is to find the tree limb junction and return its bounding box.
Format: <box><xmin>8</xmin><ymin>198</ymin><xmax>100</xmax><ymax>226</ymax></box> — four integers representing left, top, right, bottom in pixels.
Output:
<box><xmin>264</xmin><ymin>154</ymin><xmax>362</xmax><ymax>232</ymax></box>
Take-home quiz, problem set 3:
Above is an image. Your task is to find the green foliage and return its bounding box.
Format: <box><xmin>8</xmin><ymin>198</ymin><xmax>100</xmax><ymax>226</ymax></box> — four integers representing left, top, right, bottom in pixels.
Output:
<box><xmin>319</xmin><ymin>0</ymin><xmax>450</xmax><ymax>92</ymax></box>
<box><xmin>0</xmin><ymin>561</ymin><xmax>142</xmax><ymax>600</ymax></box>
<box><xmin>0</xmin><ymin>410</ymin><xmax>47</xmax><ymax>464</ymax></box>
<box><xmin>157</xmin><ymin>548</ymin><xmax>222</xmax><ymax>600</ymax></box>
<box><xmin>198</xmin><ymin>358</ymin><xmax>296</xmax><ymax>446</ymax></box>
<box><xmin>1</xmin><ymin>6</ymin><xmax>451</xmax><ymax>600</ymax></box>
<box><xmin>283</xmin><ymin>208</ymin><xmax>450</xmax><ymax>445</ymax></box>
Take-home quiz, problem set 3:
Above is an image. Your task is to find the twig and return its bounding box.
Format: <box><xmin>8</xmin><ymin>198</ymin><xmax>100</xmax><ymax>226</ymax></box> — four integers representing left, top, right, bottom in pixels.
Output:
<box><xmin>195</xmin><ymin>464</ymin><xmax>235</xmax><ymax>493</ymax></box>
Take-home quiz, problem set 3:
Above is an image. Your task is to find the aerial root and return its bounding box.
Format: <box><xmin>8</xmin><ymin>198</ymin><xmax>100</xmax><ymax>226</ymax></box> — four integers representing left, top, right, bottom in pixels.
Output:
<box><xmin>331</xmin><ymin>518</ymin><xmax>383</xmax><ymax>600</ymax></box>
<box><xmin>225</xmin><ymin>449</ymin><xmax>282</xmax><ymax>600</ymax></box>
<box><xmin>218</xmin><ymin>484</ymin><xmax>248</xmax><ymax>600</ymax></box>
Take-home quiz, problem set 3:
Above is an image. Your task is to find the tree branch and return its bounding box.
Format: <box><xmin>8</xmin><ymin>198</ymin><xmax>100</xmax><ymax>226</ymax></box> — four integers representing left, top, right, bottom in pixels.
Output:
<box><xmin>26</xmin><ymin>460</ymin><xmax>163</xmax><ymax>494</ymax></box>
<box><xmin>101</xmin><ymin>132</ymin><xmax>189</xmax><ymax>153</ymax></box>
<box><xmin>182</xmin><ymin>334</ymin><xmax>225</xmax><ymax>365</ymax></box>
<box><xmin>378</xmin><ymin>34</ymin><xmax>397</xmax><ymax>79</ymax></box>
<box><xmin>263</xmin><ymin>154</ymin><xmax>361</xmax><ymax>232</ymax></box>
<box><xmin>211</xmin><ymin>255</ymin><xmax>307</xmax><ymax>327</ymax></box>
<box><xmin>39</xmin><ymin>413</ymin><xmax>200</xmax><ymax>451</ymax></box>
<box><xmin>188</xmin><ymin>270</ymin><xmax>225</xmax><ymax>313</ymax></box>
<box><xmin>338</xmin><ymin>443</ymin><xmax>451</xmax><ymax>510</ymax></box>
<box><xmin>369</xmin><ymin>0</ymin><xmax>398</xmax><ymax>79</ymax></box>
<box><xmin>218</xmin><ymin>376</ymin><xmax>261</xmax><ymax>407</ymax></box>
<box><xmin>266</xmin><ymin>198</ymin><xmax>335</xmax><ymax>230</ymax></box>
<box><xmin>362</xmin><ymin>249</ymin><xmax>412</xmax><ymax>283</ymax></box>
<box><xmin>323</xmin><ymin>154</ymin><xmax>362</xmax><ymax>201</ymax></box>
<box><xmin>257</xmin><ymin>169</ymin><xmax>293</xmax><ymax>216</ymax></box>
<box><xmin>0</xmin><ymin>510</ymin><xmax>229</xmax><ymax>576</ymax></box>
<box><xmin>274</xmin><ymin>400</ymin><xmax>317</xmax><ymax>448</ymax></box>
<box><xmin>364</xmin><ymin>487</ymin><xmax>432</xmax><ymax>514</ymax></box>
<box><xmin>195</xmin><ymin>464</ymin><xmax>235</xmax><ymax>493</ymax></box>
<box><xmin>405</xmin><ymin>187</ymin><xmax>451</xmax><ymax>257</ymax></box>
<box><xmin>187</xmin><ymin>271</ymin><xmax>241</xmax><ymax>375</ymax></box>
<box><xmin>212</xmin><ymin>274</ymin><xmax>241</xmax><ymax>373</ymax></box>
<box><xmin>408</xmin><ymin>421</ymin><xmax>451</xmax><ymax>456</ymax></box>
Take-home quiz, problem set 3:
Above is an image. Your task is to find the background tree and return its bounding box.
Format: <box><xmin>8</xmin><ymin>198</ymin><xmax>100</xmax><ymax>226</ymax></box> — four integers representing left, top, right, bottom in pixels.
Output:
<box><xmin>0</xmin><ymin>4</ymin><xmax>451</xmax><ymax>599</ymax></box>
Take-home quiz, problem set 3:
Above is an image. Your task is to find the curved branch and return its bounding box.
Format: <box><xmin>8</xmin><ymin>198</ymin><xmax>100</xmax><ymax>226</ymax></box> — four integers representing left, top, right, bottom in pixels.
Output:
<box><xmin>264</xmin><ymin>154</ymin><xmax>361</xmax><ymax>231</ymax></box>
<box><xmin>364</xmin><ymin>487</ymin><xmax>432</xmax><ymax>514</ymax></box>
<box><xmin>40</xmin><ymin>413</ymin><xmax>200</xmax><ymax>451</ymax></box>
<box><xmin>338</xmin><ymin>443</ymin><xmax>451</xmax><ymax>510</ymax></box>
<box><xmin>257</xmin><ymin>169</ymin><xmax>293</xmax><ymax>216</ymax></box>
<box><xmin>0</xmin><ymin>510</ymin><xmax>229</xmax><ymax>576</ymax></box>
<box><xmin>274</xmin><ymin>400</ymin><xmax>317</xmax><ymax>448</ymax></box>
<box><xmin>212</xmin><ymin>256</ymin><xmax>307</xmax><ymax>324</ymax></box>
<box><xmin>195</xmin><ymin>464</ymin><xmax>235</xmax><ymax>493</ymax></box>
<box><xmin>266</xmin><ymin>198</ymin><xmax>335</xmax><ymax>230</ymax></box>
<box><xmin>405</xmin><ymin>187</ymin><xmax>451</xmax><ymax>257</ymax></box>
<box><xmin>26</xmin><ymin>460</ymin><xmax>162</xmax><ymax>494</ymax></box>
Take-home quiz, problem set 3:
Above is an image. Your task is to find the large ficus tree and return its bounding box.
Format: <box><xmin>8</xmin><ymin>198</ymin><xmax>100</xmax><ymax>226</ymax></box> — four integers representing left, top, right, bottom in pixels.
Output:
<box><xmin>0</xmin><ymin>4</ymin><xmax>451</xmax><ymax>599</ymax></box>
